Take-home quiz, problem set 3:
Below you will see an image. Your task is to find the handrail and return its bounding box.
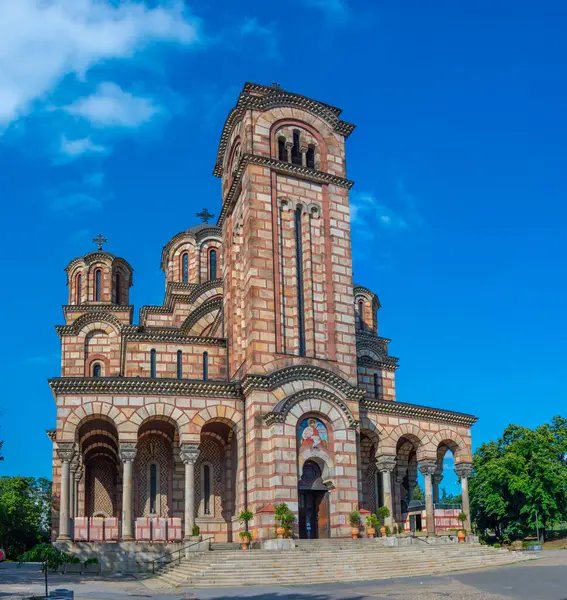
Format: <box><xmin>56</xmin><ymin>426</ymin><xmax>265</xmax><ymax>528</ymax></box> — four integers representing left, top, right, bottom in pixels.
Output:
<box><xmin>411</xmin><ymin>534</ymin><xmax>431</xmax><ymax>545</ymax></box>
<box><xmin>136</xmin><ymin>536</ymin><xmax>215</xmax><ymax>574</ymax></box>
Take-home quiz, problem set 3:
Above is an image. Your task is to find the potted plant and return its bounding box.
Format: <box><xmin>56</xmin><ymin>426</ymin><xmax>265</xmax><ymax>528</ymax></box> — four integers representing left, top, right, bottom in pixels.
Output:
<box><xmin>378</xmin><ymin>506</ymin><xmax>390</xmax><ymax>536</ymax></box>
<box><xmin>349</xmin><ymin>510</ymin><xmax>361</xmax><ymax>539</ymax></box>
<box><xmin>365</xmin><ymin>513</ymin><xmax>379</xmax><ymax>538</ymax></box>
<box><xmin>239</xmin><ymin>530</ymin><xmax>253</xmax><ymax>550</ymax></box>
<box><xmin>456</xmin><ymin>512</ymin><xmax>467</xmax><ymax>542</ymax></box>
<box><xmin>274</xmin><ymin>503</ymin><xmax>290</xmax><ymax>539</ymax></box>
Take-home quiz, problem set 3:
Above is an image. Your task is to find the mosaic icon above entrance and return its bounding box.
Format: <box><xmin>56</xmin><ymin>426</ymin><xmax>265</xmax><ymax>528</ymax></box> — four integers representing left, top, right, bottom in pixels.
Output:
<box><xmin>299</xmin><ymin>417</ymin><xmax>329</xmax><ymax>452</ymax></box>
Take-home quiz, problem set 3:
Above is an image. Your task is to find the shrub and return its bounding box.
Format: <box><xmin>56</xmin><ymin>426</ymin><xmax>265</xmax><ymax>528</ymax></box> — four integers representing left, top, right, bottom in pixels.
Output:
<box><xmin>84</xmin><ymin>557</ymin><xmax>98</xmax><ymax>565</ymax></box>
<box><xmin>392</xmin><ymin>524</ymin><xmax>398</xmax><ymax>535</ymax></box>
<box><xmin>239</xmin><ymin>530</ymin><xmax>253</xmax><ymax>542</ymax></box>
<box><xmin>239</xmin><ymin>509</ymin><xmax>253</xmax><ymax>524</ymax></box>
<box><xmin>365</xmin><ymin>513</ymin><xmax>379</xmax><ymax>528</ymax></box>
<box><xmin>192</xmin><ymin>525</ymin><xmax>200</xmax><ymax>537</ymax></box>
<box><xmin>377</xmin><ymin>506</ymin><xmax>390</xmax><ymax>523</ymax></box>
<box><xmin>18</xmin><ymin>544</ymin><xmax>75</xmax><ymax>571</ymax></box>
<box><xmin>348</xmin><ymin>510</ymin><xmax>361</xmax><ymax>527</ymax></box>
<box><xmin>493</xmin><ymin>543</ymin><xmax>501</xmax><ymax>548</ymax></box>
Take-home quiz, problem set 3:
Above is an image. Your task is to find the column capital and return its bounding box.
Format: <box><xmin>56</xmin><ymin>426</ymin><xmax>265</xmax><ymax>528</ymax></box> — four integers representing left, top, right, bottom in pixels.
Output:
<box><xmin>455</xmin><ymin>462</ymin><xmax>473</xmax><ymax>479</ymax></box>
<box><xmin>180</xmin><ymin>443</ymin><xmax>200</xmax><ymax>464</ymax></box>
<box><xmin>418</xmin><ymin>459</ymin><xmax>438</xmax><ymax>477</ymax></box>
<box><xmin>432</xmin><ymin>473</ymin><xmax>444</xmax><ymax>485</ymax></box>
<box><xmin>119</xmin><ymin>443</ymin><xmax>137</xmax><ymax>463</ymax></box>
<box><xmin>375</xmin><ymin>454</ymin><xmax>397</xmax><ymax>473</ymax></box>
<box><xmin>75</xmin><ymin>467</ymin><xmax>84</xmax><ymax>482</ymax></box>
<box><xmin>57</xmin><ymin>442</ymin><xmax>75</xmax><ymax>463</ymax></box>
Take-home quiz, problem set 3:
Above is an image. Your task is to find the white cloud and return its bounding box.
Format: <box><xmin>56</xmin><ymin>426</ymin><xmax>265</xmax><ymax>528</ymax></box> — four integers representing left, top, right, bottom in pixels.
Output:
<box><xmin>351</xmin><ymin>192</ymin><xmax>409</xmax><ymax>230</ymax></box>
<box><xmin>60</xmin><ymin>135</ymin><xmax>107</xmax><ymax>158</ymax></box>
<box><xmin>64</xmin><ymin>82</ymin><xmax>162</xmax><ymax>128</ymax></box>
<box><xmin>238</xmin><ymin>17</ymin><xmax>279</xmax><ymax>59</ymax></box>
<box><xmin>0</xmin><ymin>0</ymin><xmax>200</xmax><ymax>128</ymax></box>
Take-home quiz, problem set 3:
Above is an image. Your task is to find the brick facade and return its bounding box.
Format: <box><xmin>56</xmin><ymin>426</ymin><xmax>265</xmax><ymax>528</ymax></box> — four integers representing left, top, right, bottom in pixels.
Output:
<box><xmin>49</xmin><ymin>83</ymin><xmax>475</xmax><ymax>544</ymax></box>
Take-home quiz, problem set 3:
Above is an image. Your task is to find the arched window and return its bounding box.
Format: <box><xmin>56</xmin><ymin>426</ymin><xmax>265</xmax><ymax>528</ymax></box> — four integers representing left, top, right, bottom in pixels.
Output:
<box><xmin>358</xmin><ymin>300</ymin><xmax>364</xmax><ymax>330</ymax></box>
<box><xmin>181</xmin><ymin>253</ymin><xmax>189</xmax><ymax>283</ymax></box>
<box><xmin>115</xmin><ymin>272</ymin><xmax>121</xmax><ymax>305</ymax></box>
<box><xmin>306</xmin><ymin>144</ymin><xmax>316</xmax><ymax>169</ymax></box>
<box><xmin>93</xmin><ymin>363</ymin><xmax>102</xmax><ymax>378</ymax></box>
<box><xmin>203</xmin><ymin>351</ymin><xmax>208</xmax><ymax>380</ymax></box>
<box><xmin>203</xmin><ymin>464</ymin><xmax>211</xmax><ymax>514</ymax></box>
<box><xmin>76</xmin><ymin>274</ymin><xmax>82</xmax><ymax>305</ymax></box>
<box><xmin>291</xmin><ymin>129</ymin><xmax>302</xmax><ymax>165</ymax></box>
<box><xmin>149</xmin><ymin>463</ymin><xmax>158</xmax><ymax>514</ymax></box>
<box><xmin>209</xmin><ymin>249</ymin><xmax>217</xmax><ymax>281</ymax></box>
<box><xmin>177</xmin><ymin>350</ymin><xmax>183</xmax><ymax>379</ymax></box>
<box><xmin>94</xmin><ymin>269</ymin><xmax>102</xmax><ymax>301</ymax></box>
<box><xmin>278</xmin><ymin>137</ymin><xmax>287</xmax><ymax>161</ymax></box>
<box><xmin>374</xmin><ymin>373</ymin><xmax>379</xmax><ymax>399</ymax></box>
<box><xmin>295</xmin><ymin>207</ymin><xmax>306</xmax><ymax>356</ymax></box>
<box><xmin>150</xmin><ymin>349</ymin><xmax>156</xmax><ymax>378</ymax></box>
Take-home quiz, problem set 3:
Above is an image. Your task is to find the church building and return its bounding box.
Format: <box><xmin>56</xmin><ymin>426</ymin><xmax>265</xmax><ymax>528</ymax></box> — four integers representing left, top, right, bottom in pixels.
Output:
<box><xmin>48</xmin><ymin>83</ymin><xmax>475</xmax><ymax>544</ymax></box>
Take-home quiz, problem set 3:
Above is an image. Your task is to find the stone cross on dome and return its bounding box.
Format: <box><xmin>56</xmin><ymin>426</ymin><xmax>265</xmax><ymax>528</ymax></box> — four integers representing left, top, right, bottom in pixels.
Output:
<box><xmin>196</xmin><ymin>208</ymin><xmax>214</xmax><ymax>224</ymax></box>
<box><xmin>92</xmin><ymin>233</ymin><xmax>108</xmax><ymax>251</ymax></box>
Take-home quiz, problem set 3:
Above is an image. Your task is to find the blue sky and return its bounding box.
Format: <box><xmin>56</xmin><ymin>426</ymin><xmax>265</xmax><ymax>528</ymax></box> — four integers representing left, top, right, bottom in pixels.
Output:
<box><xmin>1</xmin><ymin>0</ymin><xmax>566</xmax><ymax>495</ymax></box>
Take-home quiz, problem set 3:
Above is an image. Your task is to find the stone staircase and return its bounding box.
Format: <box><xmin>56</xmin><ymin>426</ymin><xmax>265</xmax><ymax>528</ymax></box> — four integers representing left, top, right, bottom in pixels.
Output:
<box><xmin>153</xmin><ymin>540</ymin><xmax>534</xmax><ymax>588</ymax></box>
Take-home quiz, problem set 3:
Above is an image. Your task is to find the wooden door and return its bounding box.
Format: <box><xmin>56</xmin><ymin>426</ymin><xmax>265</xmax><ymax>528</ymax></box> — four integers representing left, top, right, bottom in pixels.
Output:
<box><xmin>317</xmin><ymin>492</ymin><xmax>331</xmax><ymax>539</ymax></box>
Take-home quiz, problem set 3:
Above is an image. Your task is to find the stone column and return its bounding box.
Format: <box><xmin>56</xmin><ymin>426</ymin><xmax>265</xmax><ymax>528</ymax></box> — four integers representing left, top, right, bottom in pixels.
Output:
<box><xmin>432</xmin><ymin>470</ymin><xmax>443</xmax><ymax>505</ymax></box>
<box><xmin>419</xmin><ymin>460</ymin><xmax>437</xmax><ymax>535</ymax></box>
<box><xmin>69</xmin><ymin>457</ymin><xmax>79</xmax><ymax>521</ymax></box>
<box><xmin>375</xmin><ymin>455</ymin><xmax>397</xmax><ymax>528</ymax></box>
<box><xmin>285</xmin><ymin>141</ymin><xmax>293</xmax><ymax>162</ymax></box>
<box><xmin>56</xmin><ymin>443</ymin><xmax>75</xmax><ymax>541</ymax></box>
<box><xmin>180</xmin><ymin>443</ymin><xmax>200</xmax><ymax>539</ymax></box>
<box><xmin>74</xmin><ymin>466</ymin><xmax>84</xmax><ymax>518</ymax></box>
<box><xmin>394</xmin><ymin>471</ymin><xmax>406</xmax><ymax>523</ymax></box>
<box><xmin>300</xmin><ymin>145</ymin><xmax>308</xmax><ymax>167</ymax></box>
<box><xmin>455</xmin><ymin>463</ymin><xmax>473</xmax><ymax>531</ymax></box>
<box><xmin>119</xmin><ymin>443</ymin><xmax>137</xmax><ymax>541</ymax></box>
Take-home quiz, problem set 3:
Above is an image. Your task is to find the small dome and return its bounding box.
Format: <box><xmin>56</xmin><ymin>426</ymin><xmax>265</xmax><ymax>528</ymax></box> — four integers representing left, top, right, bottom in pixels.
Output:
<box><xmin>65</xmin><ymin>241</ymin><xmax>133</xmax><ymax>306</ymax></box>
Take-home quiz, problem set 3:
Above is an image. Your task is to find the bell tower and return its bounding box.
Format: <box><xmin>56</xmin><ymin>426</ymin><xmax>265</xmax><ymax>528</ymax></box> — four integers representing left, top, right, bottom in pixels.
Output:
<box><xmin>215</xmin><ymin>83</ymin><xmax>358</xmax><ymax>383</ymax></box>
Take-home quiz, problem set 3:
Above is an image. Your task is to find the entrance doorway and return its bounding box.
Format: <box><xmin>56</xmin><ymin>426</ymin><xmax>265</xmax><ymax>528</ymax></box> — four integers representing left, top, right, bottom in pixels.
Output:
<box><xmin>298</xmin><ymin>460</ymin><xmax>330</xmax><ymax>539</ymax></box>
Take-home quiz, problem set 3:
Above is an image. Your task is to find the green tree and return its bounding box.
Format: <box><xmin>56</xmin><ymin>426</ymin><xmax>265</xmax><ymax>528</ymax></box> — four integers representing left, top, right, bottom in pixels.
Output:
<box><xmin>470</xmin><ymin>416</ymin><xmax>567</xmax><ymax>542</ymax></box>
<box><xmin>412</xmin><ymin>484</ymin><xmax>425</xmax><ymax>502</ymax></box>
<box><xmin>0</xmin><ymin>477</ymin><xmax>52</xmax><ymax>558</ymax></box>
<box><xmin>440</xmin><ymin>487</ymin><xmax>462</xmax><ymax>504</ymax></box>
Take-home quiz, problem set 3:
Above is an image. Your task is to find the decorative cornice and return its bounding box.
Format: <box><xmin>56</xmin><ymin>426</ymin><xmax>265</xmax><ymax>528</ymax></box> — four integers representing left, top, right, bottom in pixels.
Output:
<box><xmin>56</xmin><ymin>312</ymin><xmax>125</xmax><ymax>337</ymax></box>
<box><xmin>218</xmin><ymin>153</ymin><xmax>354</xmax><ymax>225</ymax></box>
<box><xmin>360</xmin><ymin>398</ymin><xmax>478</xmax><ymax>427</ymax></box>
<box><xmin>63</xmin><ymin>304</ymin><xmax>134</xmax><ymax>318</ymax></box>
<box><xmin>49</xmin><ymin>377</ymin><xmax>241</xmax><ymax>399</ymax></box>
<box><xmin>263</xmin><ymin>388</ymin><xmax>358</xmax><ymax>429</ymax></box>
<box><xmin>123</xmin><ymin>328</ymin><xmax>226</xmax><ymax>346</ymax></box>
<box><xmin>214</xmin><ymin>82</ymin><xmax>356</xmax><ymax>178</ymax></box>
<box><xmin>180</xmin><ymin>296</ymin><xmax>223</xmax><ymax>334</ymax></box>
<box><xmin>357</xmin><ymin>355</ymin><xmax>399</xmax><ymax>371</ymax></box>
<box><xmin>242</xmin><ymin>365</ymin><xmax>364</xmax><ymax>401</ymax></box>
<box><xmin>46</xmin><ymin>429</ymin><xmax>56</xmax><ymax>442</ymax></box>
<box><xmin>356</xmin><ymin>331</ymin><xmax>392</xmax><ymax>346</ymax></box>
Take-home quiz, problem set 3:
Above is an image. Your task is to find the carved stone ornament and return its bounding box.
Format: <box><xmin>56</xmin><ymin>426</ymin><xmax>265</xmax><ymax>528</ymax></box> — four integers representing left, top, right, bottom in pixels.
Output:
<box><xmin>119</xmin><ymin>443</ymin><xmax>137</xmax><ymax>463</ymax></box>
<box><xmin>455</xmin><ymin>462</ymin><xmax>474</xmax><ymax>480</ymax></box>
<box><xmin>432</xmin><ymin>473</ymin><xmax>444</xmax><ymax>485</ymax></box>
<box><xmin>180</xmin><ymin>443</ymin><xmax>200</xmax><ymax>465</ymax></box>
<box><xmin>418</xmin><ymin>459</ymin><xmax>438</xmax><ymax>477</ymax></box>
<box><xmin>375</xmin><ymin>455</ymin><xmax>397</xmax><ymax>473</ymax></box>
<box><xmin>75</xmin><ymin>467</ymin><xmax>84</xmax><ymax>483</ymax></box>
<box><xmin>56</xmin><ymin>442</ymin><xmax>75</xmax><ymax>463</ymax></box>
<box><xmin>70</xmin><ymin>457</ymin><xmax>80</xmax><ymax>473</ymax></box>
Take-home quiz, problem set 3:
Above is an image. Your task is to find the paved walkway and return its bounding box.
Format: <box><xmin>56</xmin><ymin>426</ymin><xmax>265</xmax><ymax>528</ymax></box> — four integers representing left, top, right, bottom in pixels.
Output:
<box><xmin>1</xmin><ymin>550</ymin><xmax>566</xmax><ymax>600</ymax></box>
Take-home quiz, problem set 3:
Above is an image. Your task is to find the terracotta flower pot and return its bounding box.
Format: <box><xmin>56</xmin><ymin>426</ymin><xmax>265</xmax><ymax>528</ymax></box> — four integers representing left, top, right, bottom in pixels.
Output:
<box><xmin>457</xmin><ymin>530</ymin><xmax>466</xmax><ymax>543</ymax></box>
<box><xmin>241</xmin><ymin>542</ymin><xmax>249</xmax><ymax>550</ymax></box>
<box><xmin>367</xmin><ymin>527</ymin><xmax>376</xmax><ymax>538</ymax></box>
<box><xmin>380</xmin><ymin>526</ymin><xmax>387</xmax><ymax>537</ymax></box>
<box><xmin>351</xmin><ymin>527</ymin><xmax>359</xmax><ymax>539</ymax></box>
<box><xmin>276</xmin><ymin>526</ymin><xmax>286</xmax><ymax>539</ymax></box>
